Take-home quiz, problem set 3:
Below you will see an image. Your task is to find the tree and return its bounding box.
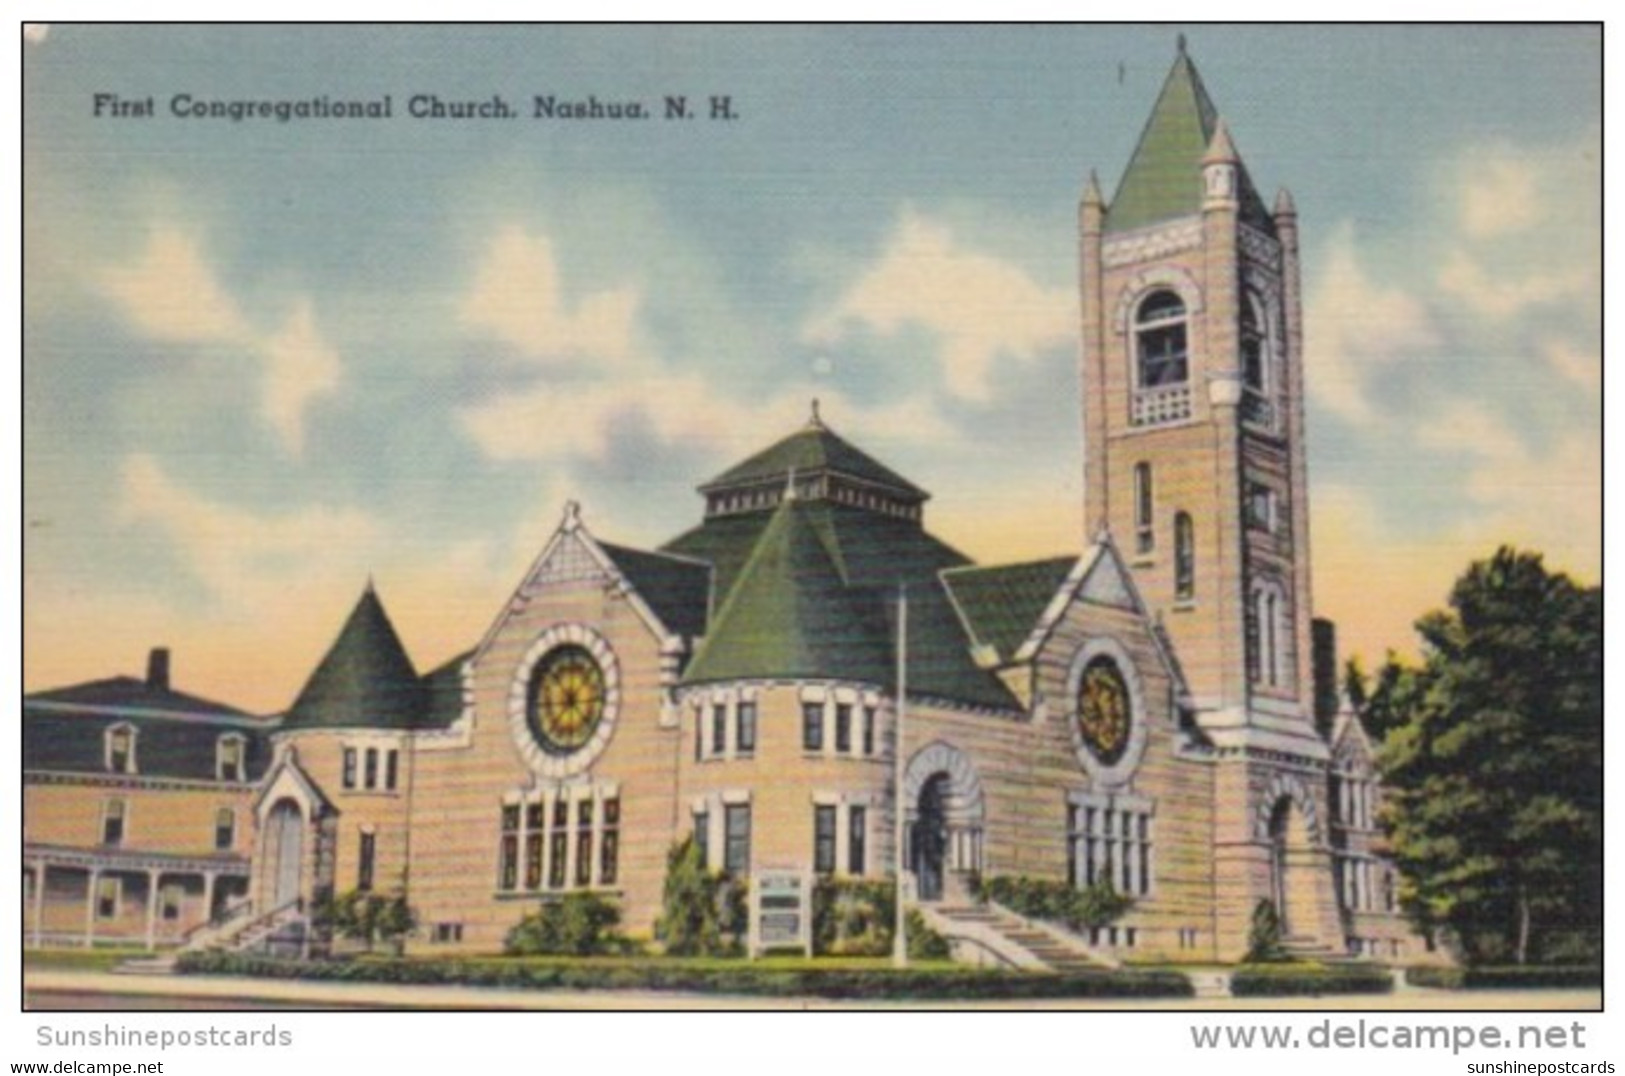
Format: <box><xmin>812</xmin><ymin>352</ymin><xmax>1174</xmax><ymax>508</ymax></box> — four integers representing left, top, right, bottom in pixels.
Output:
<box><xmin>655</xmin><ymin>837</ymin><xmax>731</xmax><ymax>956</ymax></box>
<box><xmin>1244</xmin><ymin>899</ymin><xmax>1287</xmax><ymax>963</ymax></box>
<box><xmin>1372</xmin><ymin>548</ymin><xmax>1600</xmax><ymax>965</ymax></box>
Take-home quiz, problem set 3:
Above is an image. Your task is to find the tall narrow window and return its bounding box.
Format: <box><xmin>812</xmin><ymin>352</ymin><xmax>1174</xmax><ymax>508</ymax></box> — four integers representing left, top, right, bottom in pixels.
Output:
<box><xmin>385</xmin><ymin>749</ymin><xmax>399</xmax><ymax>791</ymax></box>
<box><xmin>358</xmin><ymin>831</ymin><xmax>376</xmax><ymax>891</ymax></box>
<box><xmin>848</xmin><ymin>806</ymin><xmax>867</xmax><ymax>875</ymax></box>
<box><xmin>724</xmin><ymin>804</ymin><xmax>751</xmax><ymax>875</ymax></box>
<box><xmin>106</xmin><ymin>724</ymin><xmax>136</xmax><ymax>774</ymax></box>
<box><xmin>736</xmin><ymin>700</ymin><xmax>757</xmax><ymax>755</ymax></box>
<box><xmin>364</xmin><ymin>748</ymin><xmax>379</xmax><ymax>790</ymax></box>
<box><xmin>802</xmin><ymin>702</ymin><xmax>824</xmax><ymax>752</ymax></box>
<box><xmin>712</xmin><ymin>704</ymin><xmax>728</xmax><ymax>757</ymax></box>
<box><xmin>576</xmin><ymin>800</ymin><xmax>594</xmax><ymax>887</ymax></box>
<box><xmin>524</xmin><ymin>802</ymin><xmax>544</xmax><ymax>889</ymax></box>
<box><xmin>813</xmin><ymin>805</ymin><xmax>837</xmax><ymax>875</ymax></box>
<box><xmin>499</xmin><ymin>805</ymin><xmax>519</xmax><ymax>890</ymax></box>
<box><xmin>1135</xmin><ymin>290</ymin><xmax>1189</xmax><ymax>388</ymax></box>
<box><xmin>694</xmin><ymin>707</ymin><xmax>704</xmax><ymax>762</ymax></box>
<box><xmin>217</xmin><ymin>735</ymin><xmax>245</xmax><ymax>782</ymax></box>
<box><xmin>1250</xmin><ymin>580</ymin><xmax>1288</xmax><ymax>688</ymax></box>
<box><xmin>1241</xmin><ymin>293</ymin><xmax>1267</xmax><ymax>392</ymax></box>
<box><xmin>102</xmin><ymin>799</ymin><xmax>126</xmax><ymax>846</ymax></box>
<box><xmin>215</xmin><ymin>807</ymin><xmax>235</xmax><ymax>851</ymax></box>
<box><xmin>835</xmin><ymin>704</ymin><xmax>852</xmax><ymax>753</ymax></box>
<box><xmin>1174</xmin><ymin>511</ymin><xmax>1195</xmax><ymax>600</ymax></box>
<box><xmin>601</xmin><ymin>797</ymin><xmax>620</xmax><ymax>886</ymax></box>
<box><xmin>693</xmin><ymin>809</ymin><xmax>710</xmax><ymax>869</ymax></box>
<box><xmin>342</xmin><ymin>747</ymin><xmax>358</xmax><ymax>789</ymax></box>
<box><xmin>1134</xmin><ymin>463</ymin><xmax>1154</xmax><ymax>554</ymax></box>
<box><xmin>861</xmin><ymin>706</ymin><xmax>876</xmax><ymax>756</ymax></box>
<box><xmin>161</xmin><ymin>884</ymin><xmax>183</xmax><ymax>921</ymax></box>
<box><xmin>549</xmin><ymin>801</ymin><xmax>568</xmax><ymax>889</ymax></box>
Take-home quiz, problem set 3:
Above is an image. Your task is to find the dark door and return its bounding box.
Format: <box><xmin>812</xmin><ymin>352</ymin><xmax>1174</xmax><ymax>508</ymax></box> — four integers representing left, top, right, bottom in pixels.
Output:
<box><xmin>913</xmin><ymin>774</ymin><xmax>948</xmax><ymax>902</ymax></box>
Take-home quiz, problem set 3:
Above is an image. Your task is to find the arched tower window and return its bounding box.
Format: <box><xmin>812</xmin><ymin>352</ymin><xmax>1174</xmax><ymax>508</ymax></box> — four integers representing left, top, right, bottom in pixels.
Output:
<box><xmin>1174</xmin><ymin>512</ymin><xmax>1195</xmax><ymax>600</ymax></box>
<box><xmin>1135</xmin><ymin>290</ymin><xmax>1189</xmax><ymax>389</ymax></box>
<box><xmin>1241</xmin><ymin>293</ymin><xmax>1267</xmax><ymax>392</ymax></box>
<box><xmin>1248</xmin><ymin>579</ymin><xmax>1289</xmax><ymax>688</ymax></box>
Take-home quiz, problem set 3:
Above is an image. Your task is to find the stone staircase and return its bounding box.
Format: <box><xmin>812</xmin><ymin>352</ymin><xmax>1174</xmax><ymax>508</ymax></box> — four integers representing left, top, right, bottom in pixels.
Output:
<box><xmin>1281</xmin><ymin>933</ymin><xmax>1358</xmax><ymax>964</ymax></box>
<box><xmin>924</xmin><ymin>903</ymin><xmax>1117</xmax><ymax>973</ymax></box>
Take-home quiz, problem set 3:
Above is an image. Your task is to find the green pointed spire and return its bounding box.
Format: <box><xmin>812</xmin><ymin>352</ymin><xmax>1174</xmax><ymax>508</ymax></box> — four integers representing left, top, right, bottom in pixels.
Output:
<box><xmin>1106</xmin><ymin>45</ymin><xmax>1271</xmax><ymax>234</ymax></box>
<box><xmin>283</xmin><ymin>585</ymin><xmax>424</xmax><ymax>731</ymax></box>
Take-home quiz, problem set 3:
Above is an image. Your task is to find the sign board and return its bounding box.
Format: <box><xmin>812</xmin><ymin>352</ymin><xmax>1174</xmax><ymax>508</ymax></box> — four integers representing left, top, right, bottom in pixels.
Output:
<box><xmin>747</xmin><ymin>868</ymin><xmax>812</xmax><ymax>958</ymax></box>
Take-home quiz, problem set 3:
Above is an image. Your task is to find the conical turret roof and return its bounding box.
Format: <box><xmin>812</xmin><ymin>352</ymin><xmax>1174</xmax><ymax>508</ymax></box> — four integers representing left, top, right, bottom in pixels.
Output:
<box><xmin>282</xmin><ymin>585</ymin><xmax>425</xmax><ymax>731</ymax></box>
<box><xmin>682</xmin><ymin>498</ymin><xmax>896</xmax><ymax>687</ymax></box>
<box><xmin>1106</xmin><ymin>45</ymin><xmax>1272</xmax><ymax>234</ymax></box>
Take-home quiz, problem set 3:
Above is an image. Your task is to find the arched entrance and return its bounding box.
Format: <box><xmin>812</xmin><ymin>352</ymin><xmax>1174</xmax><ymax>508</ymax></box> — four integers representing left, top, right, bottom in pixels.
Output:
<box><xmin>1267</xmin><ymin>797</ymin><xmax>1293</xmax><ymax>933</ymax></box>
<box><xmin>902</xmin><ymin>742</ymin><xmax>985</xmax><ymax>904</ymax></box>
<box><xmin>264</xmin><ymin>799</ymin><xmax>304</xmax><ymax>908</ymax></box>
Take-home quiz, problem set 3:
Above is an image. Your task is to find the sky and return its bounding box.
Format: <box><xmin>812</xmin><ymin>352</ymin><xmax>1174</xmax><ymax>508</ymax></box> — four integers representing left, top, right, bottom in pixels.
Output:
<box><xmin>22</xmin><ymin>25</ymin><xmax>1601</xmax><ymax>712</ymax></box>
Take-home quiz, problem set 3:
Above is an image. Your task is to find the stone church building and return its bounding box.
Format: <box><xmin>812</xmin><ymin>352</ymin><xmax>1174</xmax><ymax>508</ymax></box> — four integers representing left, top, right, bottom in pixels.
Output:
<box><xmin>23</xmin><ymin>45</ymin><xmax>1415</xmax><ymax>965</ymax></box>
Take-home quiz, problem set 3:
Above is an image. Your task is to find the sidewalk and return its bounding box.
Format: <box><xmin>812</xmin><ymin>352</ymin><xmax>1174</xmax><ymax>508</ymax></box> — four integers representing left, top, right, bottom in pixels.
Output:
<box><xmin>23</xmin><ymin>968</ymin><xmax>1601</xmax><ymax>1011</ymax></box>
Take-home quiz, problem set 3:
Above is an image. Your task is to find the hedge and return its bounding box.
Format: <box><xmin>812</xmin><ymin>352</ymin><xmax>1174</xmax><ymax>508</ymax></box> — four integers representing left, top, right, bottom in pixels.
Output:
<box><xmin>1229</xmin><ymin>963</ymin><xmax>1393</xmax><ymax>998</ymax></box>
<box><xmin>1405</xmin><ymin>965</ymin><xmax>1601</xmax><ymax>990</ymax></box>
<box><xmin>175</xmin><ymin>951</ymin><xmax>1192</xmax><ymax>1000</ymax></box>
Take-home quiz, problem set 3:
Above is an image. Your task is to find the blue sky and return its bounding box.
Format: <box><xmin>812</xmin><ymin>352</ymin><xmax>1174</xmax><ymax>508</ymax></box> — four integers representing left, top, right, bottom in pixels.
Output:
<box><xmin>23</xmin><ymin>25</ymin><xmax>1601</xmax><ymax>709</ymax></box>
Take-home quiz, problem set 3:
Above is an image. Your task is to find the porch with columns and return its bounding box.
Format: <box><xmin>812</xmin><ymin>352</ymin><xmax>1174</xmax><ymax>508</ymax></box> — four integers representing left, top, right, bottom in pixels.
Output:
<box><xmin>23</xmin><ymin>842</ymin><xmax>250</xmax><ymax>950</ymax></box>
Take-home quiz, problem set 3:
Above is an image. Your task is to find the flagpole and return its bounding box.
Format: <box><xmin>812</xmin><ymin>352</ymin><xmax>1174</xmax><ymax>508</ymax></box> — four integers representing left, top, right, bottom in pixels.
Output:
<box><xmin>892</xmin><ymin>583</ymin><xmax>908</xmax><ymax>968</ymax></box>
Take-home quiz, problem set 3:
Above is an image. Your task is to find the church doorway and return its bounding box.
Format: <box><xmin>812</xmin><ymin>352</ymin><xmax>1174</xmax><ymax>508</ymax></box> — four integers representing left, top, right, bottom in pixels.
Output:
<box><xmin>265</xmin><ymin>799</ymin><xmax>304</xmax><ymax>909</ymax></box>
<box><xmin>1268</xmin><ymin>797</ymin><xmax>1291</xmax><ymax>933</ymax></box>
<box><xmin>913</xmin><ymin>774</ymin><xmax>949</xmax><ymax>902</ymax></box>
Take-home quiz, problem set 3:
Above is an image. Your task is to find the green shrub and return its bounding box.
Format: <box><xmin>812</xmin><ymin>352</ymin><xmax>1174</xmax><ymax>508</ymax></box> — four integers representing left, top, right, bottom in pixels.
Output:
<box><xmin>505</xmin><ymin>893</ymin><xmax>624</xmax><ymax>956</ymax></box>
<box><xmin>905</xmin><ymin>909</ymin><xmax>951</xmax><ymax>961</ymax></box>
<box><xmin>1229</xmin><ymin>963</ymin><xmax>1392</xmax><ymax>997</ymax></box>
<box><xmin>813</xmin><ymin>879</ymin><xmax>895</xmax><ymax>957</ymax></box>
<box><xmin>174</xmin><ymin>950</ymin><xmax>1193</xmax><ymax>999</ymax></box>
<box><xmin>1244</xmin><ymin>900</ymin><xmax>1289</xmax><ymax>963</ymax></box>
<box><xmin>1405</xmin><ymin>965</ymin><xmax>1601</xmax><ymax>990</ymax></box>
<box><xmin>973</xmin><ymin>875</ymin><xmax>1132</xmax><ymax>935</ymax></box>
<box><xmin>654</xmin><ymin>838</ymin><xmax>746</xmax><ymax>957</ymax></box>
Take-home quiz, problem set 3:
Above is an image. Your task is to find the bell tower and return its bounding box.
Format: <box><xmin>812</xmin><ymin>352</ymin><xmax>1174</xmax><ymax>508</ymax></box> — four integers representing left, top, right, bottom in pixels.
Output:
<box><xmin>1080</xmin><ymin>39</ymin><xmax>1338</xmax><ymax>957</ymax></box>
<box><xmin>1080</xmin><ymin>40</ymin><xmax>1321</xmax><ymax>758</ymax></box>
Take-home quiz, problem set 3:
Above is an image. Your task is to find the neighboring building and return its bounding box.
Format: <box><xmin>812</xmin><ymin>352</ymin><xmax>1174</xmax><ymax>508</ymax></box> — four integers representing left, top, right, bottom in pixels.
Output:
<box><xmin>22</xmin><ymin>44</ymin><xmax>1417</xmax><ymax>963</ymax></box>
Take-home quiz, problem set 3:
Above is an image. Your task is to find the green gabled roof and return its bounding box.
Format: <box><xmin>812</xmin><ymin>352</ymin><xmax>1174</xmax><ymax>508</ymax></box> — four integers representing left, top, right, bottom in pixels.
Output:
<box><xmin>667</xmin><ymin>500</ymin><xmax>1019</xmax><ymax>710</ymax></box>
<box><xmin>683</xmin><ymin>499</ymin><xmax>894</xmax><ymax>687</ymax></box>
<box><xmin>283</xmin><ymin>586</ymin><xmax>424</xmax><ymax>732</ymax></box>
<box><xmin>698</xmin><ymin>420</ymin><xmax>926</xmax><ymax>499</ymax></box>
<box><xmin>941</xmin><ymin>556</ymin><xmax>1079</xmax><ymax>663</ymax></box>
<box><xmin>1105</xmin><ymin>46</ymin><xmax>1273</xmax><ymax>234</ymax></box>
<box><xmin>419</xmin><ymin>649</ymin><xmax>472</xmax><ymax>731</ymax></box>
<box><xmin>599</xmin><ymin>543</ymin><xmax>712</xmax><ymax>639</ymax></box>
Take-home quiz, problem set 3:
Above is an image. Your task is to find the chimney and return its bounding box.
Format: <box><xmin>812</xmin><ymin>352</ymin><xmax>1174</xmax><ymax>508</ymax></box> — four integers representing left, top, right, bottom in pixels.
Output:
<box><xmin>147</xmin><ymin>647</ymin><xmax>171</xmax><ymax>692</ymax></box>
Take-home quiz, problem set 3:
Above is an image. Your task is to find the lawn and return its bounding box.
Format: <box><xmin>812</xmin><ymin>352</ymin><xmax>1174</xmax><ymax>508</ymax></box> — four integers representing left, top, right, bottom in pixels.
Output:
<box><xmin>24</xmin><ymin>948</ymin><xmax>150</xmax><ymax>972</ymax></box>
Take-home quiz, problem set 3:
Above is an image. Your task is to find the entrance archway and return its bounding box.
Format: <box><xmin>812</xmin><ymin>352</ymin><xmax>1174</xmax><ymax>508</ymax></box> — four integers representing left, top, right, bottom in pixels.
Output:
<box><xmin>264</xmin><ymin>799</ymin><xmax>304</xmax><ymax>908</ymax></box>
<box><xmin>1267</xmin><ymin>797</ymin><xmax>1293</xmax><ymax>933</ymax></box>
<box><xmin>902</xmin><ymin>742</ymin><xmax>985</xmax><ymax>904</ymax></box>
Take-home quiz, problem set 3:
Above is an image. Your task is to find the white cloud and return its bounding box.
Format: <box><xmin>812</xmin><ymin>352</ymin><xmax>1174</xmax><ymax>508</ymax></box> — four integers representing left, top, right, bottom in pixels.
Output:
<box><xmin>98</xmin><ymin>227</ymin><xmax>344</xmax><ymax>457</ymax></box>
<box><xmin>1459</xmin><ymin>153</ymin><xmax>1540</xmax><ymax>239</ymax></box>
<box><xmin>1542</xmin><ymin>338</ymin><xmax>1600</xmax><ymax>392</ymax></box>
<box><xmin>802</xmin><ymin>208</ymin><xmax>1073</xmax><ymax>402</ymax></box>
<box><xmin>1304</xmin><ymin>222</ymin><xmax>1437</xmax><ymax>426</ymax></box>
<box><xmin>118</xmin><ymin>453</ymin><xmax>378</xmax><ymax>607</ymax></box>
<box><xmin>459</xmin><ymin>226</ymin><xmax>643</xmax><ymax>366</ymax></box>
<box><xmin>459</xmin><ymin>373</ymin><xmax>953</xmax><ymax>466</ymax></box>
<box><xmin>261</xmin><ymin>301</ymin><xmax>342</xmax><ymax>456</ymax></box>
<box><xmin>1436</xmin><ymin>248</ymin><xmax>1594</xmax><ymax>320</ymax></box>
<box><xmin>98</xmin><ymin>229</ymin><xmax>250</xmax><ymax>345</ymax></box>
